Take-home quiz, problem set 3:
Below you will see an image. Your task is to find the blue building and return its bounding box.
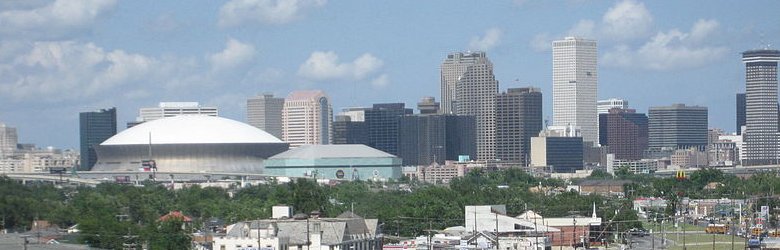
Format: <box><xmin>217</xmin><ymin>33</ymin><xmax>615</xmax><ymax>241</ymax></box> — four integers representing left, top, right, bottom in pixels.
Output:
<box><xmin>264</xmin><ymin>144</ymin><xmax>402</xmax><ymax>181</ymax></box>
<box><xmin>79</xmin><ymin>107</ymin><xmax>117</xmax><ymax>170</ymax></box>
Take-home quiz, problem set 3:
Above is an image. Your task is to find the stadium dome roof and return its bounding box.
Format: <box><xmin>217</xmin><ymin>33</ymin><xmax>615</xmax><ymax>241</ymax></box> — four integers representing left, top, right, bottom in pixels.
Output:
<box><xmin>101</xmin><ymin>116</ymin><xmax>283</xmax><ymax>145</ymax></box>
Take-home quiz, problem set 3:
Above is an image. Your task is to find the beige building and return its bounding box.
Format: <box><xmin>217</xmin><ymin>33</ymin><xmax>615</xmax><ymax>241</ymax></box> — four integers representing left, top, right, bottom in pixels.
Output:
<box><xmin>282</xmin><ymin>90</ymin><xmax>333</xmax><ymax>147</ymax></box>
<box><xmin>137</xmin><ymin>102</ymin><xmax>218</xmax><ymax>122</ymax></box>
<box><xmin>440</xmin><ymin>51</ymin><xmax>497</xmax><ymax>161</ymax></box>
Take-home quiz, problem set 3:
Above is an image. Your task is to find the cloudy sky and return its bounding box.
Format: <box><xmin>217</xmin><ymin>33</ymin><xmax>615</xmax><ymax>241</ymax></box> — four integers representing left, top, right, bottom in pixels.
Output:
<box><xmin>1</xmin><ymin>0</ymin><xmax>779</xmax><ymax>149</ymax></box>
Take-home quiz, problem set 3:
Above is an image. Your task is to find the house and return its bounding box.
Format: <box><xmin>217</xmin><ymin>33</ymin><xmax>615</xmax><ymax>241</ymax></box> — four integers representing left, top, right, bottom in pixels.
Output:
<box><xmin>213</xmin><ymin>206</ymin><xmax>381</xmax><ymax>250</ymax></box>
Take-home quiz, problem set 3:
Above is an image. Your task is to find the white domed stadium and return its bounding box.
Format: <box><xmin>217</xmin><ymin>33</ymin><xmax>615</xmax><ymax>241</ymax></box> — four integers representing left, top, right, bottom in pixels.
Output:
<box><xmin>92</xmin><ymin>116</ymin><xmax>289</xmax><ymax>173</ymax></box>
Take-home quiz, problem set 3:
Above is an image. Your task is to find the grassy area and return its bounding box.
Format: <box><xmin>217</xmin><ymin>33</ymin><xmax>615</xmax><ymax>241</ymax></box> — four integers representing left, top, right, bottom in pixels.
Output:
<box><xmin>665</xmin><ymin>233</ymin><xmax>746</xmax><ymax>250</ymax></box>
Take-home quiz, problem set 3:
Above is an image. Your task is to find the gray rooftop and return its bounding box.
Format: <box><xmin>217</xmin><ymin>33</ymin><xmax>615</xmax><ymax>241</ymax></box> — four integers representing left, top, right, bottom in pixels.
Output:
<box><xmin>269</xmin><ymin>145</ymin><xmax>398</xmax><ymax>160</ymax></box>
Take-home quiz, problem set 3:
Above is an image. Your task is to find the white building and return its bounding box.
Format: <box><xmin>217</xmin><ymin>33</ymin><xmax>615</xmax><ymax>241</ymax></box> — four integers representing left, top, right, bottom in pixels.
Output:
<box><xmin>440</xmin><ymin>51</ymin><xmax>498</xmax><ymax>160</ymax></box>
<box><xmin>742</xmin><ymin>49</ymin><xmax>780</xmax><ymax>165</ymax></box>
<box><xmin>339</xmin><ymin>107</ymin><xmax>367</xmax><ymax>122</ymax></box>
<box><xmin>597</xmin><ymin>98</ymin><xmax>628</xmax><ymax>114</ymax></box>
<box><xmin>553</xmin><ymin>37</ymin><xmax>598</xmax><ymax>145</ymax></box>
<box><xmin>247</xmin><ymin>94</ymin><xmax>285</xmax><ymax>139</ymax></box>
<box><xmin>282</xmin><ymin>90</ymin><xmax>333</xmax><ymax>147</ymax></box>
<box><xmin>0</xmin><ymin>148</ymin><xmax>79</xmax><ymax>173</ymax></box>
<box><xmin>138</xmin><ymin>102</ymin><xmax>218</xmax><ymax>122</ymax></box>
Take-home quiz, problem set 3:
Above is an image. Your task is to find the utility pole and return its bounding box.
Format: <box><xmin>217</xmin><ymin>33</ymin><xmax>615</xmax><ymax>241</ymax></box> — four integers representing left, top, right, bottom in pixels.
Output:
<box><xmin>21</xmin><ymin>235</ymin><xmax>30</xmax><ymax>250</ymax></box>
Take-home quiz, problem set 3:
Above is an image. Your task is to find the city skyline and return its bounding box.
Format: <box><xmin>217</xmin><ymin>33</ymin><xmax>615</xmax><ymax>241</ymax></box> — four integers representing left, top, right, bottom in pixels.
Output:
<box><xmin>1</xmin><ymin>0</ymin><xmax>779</xmax><ymax>149</ymax></box>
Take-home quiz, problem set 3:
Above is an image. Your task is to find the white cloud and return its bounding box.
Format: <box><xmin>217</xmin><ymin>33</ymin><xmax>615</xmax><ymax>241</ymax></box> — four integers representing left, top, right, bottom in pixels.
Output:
<box><xmin>371</xmin><ymin>74</ymin><xmax>389</xmax><ymax>88</ymax></box>
<box><xmin>0</xmin><ymin>0</ymin><xmax>117</xmax><ymax>39</ymax></box>
<box><xmin>600</xmin><ymin>0</ymin><xmax>653</xmax><ymax>41</ymax></box>
<box><xmin>529</xmin><ymin>33</ymin><xmax>552</xmax><ymax>52</ymax></box>
<box><xmin>297</xmin><ymin>51</ymin><xmax>384</xmax><ymax>81</ymax></box>
<box><xmin>602</xmin><ymin>19</ymin><xmax>727</xmax><ymax>71</ymax></box>
<box><xmin>218</xmin><ymin>0</ymin><xmax>326</xmax><ymax>27</ymax></box>
<box><xmin>0</xmin><ymin>41</ymin><xmax>157</xmax><ymax>101</ymax></box>
<box><xmin>469</xmin><ymin>28</ymin><xmax>503</xmax><ymax>51</ymax></box>
<box><xmin>567</xmin><ymin>19</ymin><xmax>596</xmax><ymax>38</ymax></box>
<box><xmin>689</xmin><ymin>19</ymin><xmax>719</xmax><ymax>43</ymax></box>
<box><xmin>209</xmin><ymin>38</ymin><xmax>257</xmax><ymax>72</ymax></box>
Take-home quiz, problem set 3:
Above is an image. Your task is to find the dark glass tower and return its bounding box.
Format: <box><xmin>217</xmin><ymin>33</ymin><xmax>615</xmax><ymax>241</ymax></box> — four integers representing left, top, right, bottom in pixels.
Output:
<box><xmin>332</xmin><ymin>115</ymin><xmax>369</xmax><ymax>145</ymax></box>
<box><xmin>398</xmin><ymin>114</ymin><xmax>475</xmax><ymax>165</ymax></box>
<box><xmin>495</xmin><ymin>87</ymin><xmax>543</xmax><ymax>165</ymax></box>
<box><xmin>79</xmin><ymin>108</ymin><xmax>117</xmax><ymax>170</ymax></box>
<box><xmin>736</xmin><ymin>93</ymin><xmax>746</xmax><ymax>135</ymax></box>
<box><xmin>364</xmin><ymin>103</ymin><xmax>412</xmax><ymax>155</ymax></box>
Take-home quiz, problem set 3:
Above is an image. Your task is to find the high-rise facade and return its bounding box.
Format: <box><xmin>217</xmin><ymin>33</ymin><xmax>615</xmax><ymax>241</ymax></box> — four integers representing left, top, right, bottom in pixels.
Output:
<box><xmin>0</xmin><ymin>123</ymin><xmax>18</xmax><ymax>157</ymax></box>
<box><xmin>552</xmin><ymin>37</ymin><xmax>598</xmax><ymax>145</ymax></box>
<box><xmin>597</xmin><ymin>98</ymin><xmax>628</xmax><ymax>114</ymax></box>
<box><xmin>441</xmin><ymin>51</ymin><xmax>498</xmax><ymax>160</ymax></box>
<box><xmin>648</xmin><ymin>104</ymin><xmax>708</xmax><ymax>150</ymax></box>
<box><xmin>79</xmin><ymin>108</ymin><xmax>117</xmax><ymax>170</ymax></box>
<box><xmin>398</xmin><ymin>114</ymin><xmax>476</xmax><ymax>165</ymax></box>
<box><xmin>332</xmin><ymin>115</ymin><xmax>369</xmax><ymax>145</ymax></box>
<box><xmin>495</xmin><ymin>87</ymin><xmax>543</xmax><ymax>165</ymax></box>
<box><xmin>365</xmin><ymin>103</ymin><xmax>412</xmax><ymax>156</ymax></box>
<box><xmin>742</xmin><ymin>49</ymin><xmax>780</xmax><ymax>165</ymax></box>
<box><xmin>247</xmin><ymin>94</ymin><xmax>284</xmax><ymax>139</ymax></box>
<box><xmin>736</xmin><ymin>93</ymin><xmax>746</xmax><ymax>135</ymax></box>
<box><xmin>282</xmin><ymin>90</ymin><xmax>332</xmax><ymax>148</ymax></box>
<box><xmin>599</xmin><ymin>108</ymin><xmax>648</xmax><ymax>160</ymax></box>
<box><xmin>138</xmin><ymin>102</ymin><xmax>218</xmax><ymax>122</ymax></box>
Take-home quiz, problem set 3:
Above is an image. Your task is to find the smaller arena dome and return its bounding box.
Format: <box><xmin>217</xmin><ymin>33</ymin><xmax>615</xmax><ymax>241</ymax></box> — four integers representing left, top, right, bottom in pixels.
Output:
<box><xmin>92</xmin><ymin>116</ymin><xmax>289</xmax><ymax>173</ymax></box>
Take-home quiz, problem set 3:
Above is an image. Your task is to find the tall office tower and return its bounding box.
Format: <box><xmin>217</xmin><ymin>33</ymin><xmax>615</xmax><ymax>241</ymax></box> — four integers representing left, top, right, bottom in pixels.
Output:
<box><xmin>398</xmin><ymin>114</ymin><xmax>476</xmax><ymax>165</ymax></box>
<box><xmin>332</xmin><ymin>115</ymin><xmax>369</xmax><ymax>145</ymax></box>
<box><xmin>0</xmin><ymin>123</ymin><xmax>18</xmax><ymax>157</ymax></box>
<box><xmin>247</xmin><ymin>94</ymin><xmax>284</xmax><ymax>139</ymax></box>
<box><xmin>138</xmin><ymin>102</ymin><xmax>218</xmax><ymax>122</ymax></box>
<box><xmin>648</xmin><ymin>104</ymin><xmax>708</xmax><ymax>150</ymax></box>
<box><xmin>743</xmin><ymin>49</ymin><xmax>780</xmax><ymax>165</ymax></box>
<box><xmin>282</xmin><ymin>90</ymin><xmax>332</xmax><ymax>147</ymax></box>
<box><xmin>364</xmin><ymin>103</ymin><xmax>413</xmax><ymax>156</ymax></box>
<box><xmin>79</xmin><ymin>108</ymin><xmax>117</xmax><ymax>170</ymax></box>
<box><xmin>552</xmin><ymin>37</ymin><xmax>598</xmax><ymax>145</ymax></box>
<box><xmin>495</xmin><ymin>87</ymin><xmax>543</xmax><ymax>165</ymax></box>
<box><xmin>597</xmin><ymin>98</ymin><xmax>628</xmax><ymax>114</ymax></box>
<box><xmin>736</xmin><ymin>93</ymin><xmax>746</xmax><ymax>135</ymax></box>
<box><xmin>417</xmin><ymin>96</ymin><xmax>440</xmax><ymax>115</ymax></box>
<box><xmin>599</xmin><ymin>108</ymin><xmax>648</xmax><ymax>160</ymax></box>
<box><xmin>441</xmin><ymin>51</ymin><xmax>498</xmax><ymax>160</ymax></box>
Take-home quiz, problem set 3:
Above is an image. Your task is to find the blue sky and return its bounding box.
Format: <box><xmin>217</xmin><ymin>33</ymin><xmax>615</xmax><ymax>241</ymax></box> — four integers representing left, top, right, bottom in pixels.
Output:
<box><xmin>1</xmin><ymin>0</ymin><xmax>779</xmax><ymax>149</ymax></box>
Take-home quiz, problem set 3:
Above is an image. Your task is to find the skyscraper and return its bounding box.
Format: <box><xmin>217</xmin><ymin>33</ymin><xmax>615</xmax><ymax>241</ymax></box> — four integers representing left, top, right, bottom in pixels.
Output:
<box><xmin>282</xmin><ymin>90</ymin><xmax>332</xmax><ymax>148</ymax></box>
<box><xmin>79</xmin><ymin>108</ymin><xmax>117</xmax><ymax>170</ymax></box>
<box><xmin>0</xmin><ymin>123</ymin><xmax>18</xmax><ymax>157</ymax></box>
<box><xmin>398</xmin><ymin>114</ymin><xmax>475</xmax><ymax>165</ymax></box>
<box><xmin>552</xmin><ymin>37</ymin><xmax>598</xmax><ymax>145</ymax></box>
<box><xmin>247</xmin><ymin>94</ymin><xmax>284</xmax><ymax>139</ymax></box>
<box><xmin>332</xmin><ymin>115</ymin><xmax>369</xmax><ymax>145</ymax></box>
<box><xmin>495</xmin><ymin>87</ymin><xmax>543</xmax><ymax>165</ymax></box>
<box><xmin>599</xmin><ymin>108</ymin><xmax>648</xmax><ymax>160</ymax></box>
<box><xmin>364</xmin><ymin>103</ymin><xmax>412</xmax><ymax>156</ymax></box>
<box><xmin>742</xmin><ymin>49</ymin><xmax>780</xmax><ymax>165</ymax></box>
<box><xmin>736</xmin><ymin>93</ymin><xmax>746</xmax><ymax>135</ymax></box>
<box><xmin>440</xmin><ymin>51</ymin><xmax>498</xmax><ymax>160</ymax></box>
<box><xmin>648</xmin><ymin>104</ymin><xmax>708</xmax><ymax>150</ymax></box>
